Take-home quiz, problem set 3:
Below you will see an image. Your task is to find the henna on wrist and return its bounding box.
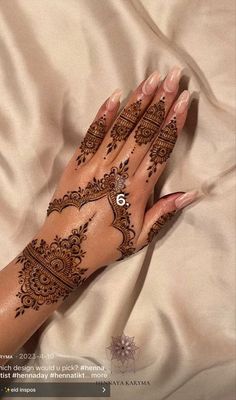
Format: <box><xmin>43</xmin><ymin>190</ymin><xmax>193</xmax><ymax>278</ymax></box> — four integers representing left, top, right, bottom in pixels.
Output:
<box><xmin>15</xmin><ymin>221</ymin><xmax>91</xmax><ymax>317</ymax></box>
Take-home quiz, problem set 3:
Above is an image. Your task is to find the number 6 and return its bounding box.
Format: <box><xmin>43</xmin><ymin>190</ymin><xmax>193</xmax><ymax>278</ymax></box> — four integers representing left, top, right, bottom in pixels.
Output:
<box><xmin>116</xmin><ymin>193</ymin><xmax>126</xmax><ymax>206</ymax></box>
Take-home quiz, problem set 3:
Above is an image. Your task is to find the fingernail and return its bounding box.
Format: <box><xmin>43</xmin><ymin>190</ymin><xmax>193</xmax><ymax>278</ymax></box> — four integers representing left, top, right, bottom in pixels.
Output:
<box><xmin>175</xmin><ymin>190</ymin><xmax>198</xmax><ymax>210</ymax></box>
<box><xmin>163</xmin><ymin>66</ymin><xmax>182</xmax><ymax>93</ymax></box>
<box><xmin>161</xmin><ymin>191</ymin><xmax>185</xmax><ymax>200</ymax></box>
<box><xmin>174</xmin><ymin>90</ymin><xmax>190</xmax><ymax>114</ymax></box>
<box><xmin>106</xmin><ymin>88</ymin><xmax>122</xmax><ymax>111</ymax></box>
<box><xmin>142</xmin><ymin>71</ymin><xmax>160</xmax><ymax>96</ymax></box>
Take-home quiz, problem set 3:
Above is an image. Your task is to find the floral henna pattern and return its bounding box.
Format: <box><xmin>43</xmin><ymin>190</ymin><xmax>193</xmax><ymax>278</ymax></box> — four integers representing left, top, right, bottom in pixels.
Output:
<box><xmin>47</xmin><ymin>161</ymin><xmax>128</xmax><ymax>214</ymax></box>
<box><xmin>76</xmin><ymin>115</ymin><xmax>106</xmax><ymax>166</ymax></box>
<box><xmin>146</xmin><ymin>117</ymin><xmax>178</xmax><ymax>181</ymax></box>
<box><xmin>15</xmin><ymin>221</ymin><xmax>91</xmax><ymax>317</ymax></box>
<box><xmin>106</xmin><ymin>100</ymin><xmax>142</xmax><ymax>155</ymax></box>
<box><xmin>47</xmin><ymin>160</ymin><xmax>136</xmax><ymax>259</ymax></box>
<box><xmin>134</xmin><ymin>97</ymin><xmax>165</xmax><ymax>145</ymax></box>
<box><xmin>147</xmin><ymin>212</ymin><xmax>175</xmax><ymax>243</ymax></box>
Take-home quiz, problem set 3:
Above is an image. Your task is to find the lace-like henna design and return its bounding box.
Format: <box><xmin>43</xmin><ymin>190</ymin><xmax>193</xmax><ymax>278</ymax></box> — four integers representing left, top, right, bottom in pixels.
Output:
<box><xmin>146</xmin><ymin>117</ymin><xmax>177</xmax><ymax>181</ymax></box>
<box><xmin>47</xmin><ymin>160</ymin><xmax>136</xmax><ymax>259</ymax></box>
<box><xmin>134</xmin><ymin>97</ymin><xmax>165</xmax><ymax>146</ymax></box>
<box><xmin>15</xmin><ymin>221</ymin><xmax>91</xmax><ymax>317</ymax></box>
<box><xmin>147</xmin><ymin>212</ymin><xmax>176</xmax><ymax>243</ymax></box>
<box><xmin>109</xmin><ymin>190</ymin><xmax>136</xmax><ymax>260</ymax></box>
<box><xmin>76</xmin><ymin>115</ymin><xmax>106</xmax><ymax>166</ymax></box>
<box><xmin>106</xmin><ymin>100</ymin><xmax>142</xmax><ymax>156</ymax></box>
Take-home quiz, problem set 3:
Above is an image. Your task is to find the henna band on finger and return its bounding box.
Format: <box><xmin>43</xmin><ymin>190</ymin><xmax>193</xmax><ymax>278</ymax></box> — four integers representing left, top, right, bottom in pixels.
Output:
<box><xmin>134</xmin><ymin>97</ymin><xmax>165</xmax><ymax>145</ymax></box>
<box><xmin>76</xmin><ymin>115</ymin><xmax>106</xmax><ymax>166</ymax></box>
<box><xmin>146</xmin><ymin>117</ymin><xmax>177</xmax><ymax>181</ymax></box>
<box><xmin>106</xmin><ymin>100</ymin><xmax>142</xmax><ymax>156</ymax></box>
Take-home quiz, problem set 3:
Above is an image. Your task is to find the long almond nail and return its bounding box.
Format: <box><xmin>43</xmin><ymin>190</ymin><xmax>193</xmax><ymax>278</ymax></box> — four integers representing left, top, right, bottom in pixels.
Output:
<box><xmin>106</xmin><ymin>89</ymin><xmax>122</xmax><ymax>111</ymax></box>
<box><xmin>142</xmin><ymin>71</ymin><xmax>160</xmax><ymax>96</ymax></box>
<box><xmin>174</xmin><ymin>90</ymin><xmax>190</xmax><ymax>114</ymax></box>
<box><xmin>163</xmin><ymin>66</ymin><xmax>182</xmax><ymax>93</ymax></box>
<box><xmin>161</xmin><ymin>191</ymin><xmax>185</xmax><ymax>200</ymax></box>
<box><xmin>175</xmin><ymin>190</ymin><xmax>198</xmax><ymax>210</ymax></box>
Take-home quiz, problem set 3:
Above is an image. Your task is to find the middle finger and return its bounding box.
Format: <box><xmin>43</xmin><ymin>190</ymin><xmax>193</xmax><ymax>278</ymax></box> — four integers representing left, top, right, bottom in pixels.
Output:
<box><xmin>94</xmin><ymin>71</ymin><xmax>161</xmax><ymax>164</ymax></box>
<box><xmin>114</xmin><ymin>66</ymin><xmax>182</xmax><ymax>176</ymax></box>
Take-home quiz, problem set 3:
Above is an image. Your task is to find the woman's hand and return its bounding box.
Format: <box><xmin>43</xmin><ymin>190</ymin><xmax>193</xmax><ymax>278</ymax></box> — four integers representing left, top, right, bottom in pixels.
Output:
<box><xmin>13</xmin><ymin>66</ymin><xmax>197</xmax><ymax>317</ymax></box>
<box><xmin>0</xmin><ymin>67</ymin><xmax>199</xmax><ymax>359</ymax></box>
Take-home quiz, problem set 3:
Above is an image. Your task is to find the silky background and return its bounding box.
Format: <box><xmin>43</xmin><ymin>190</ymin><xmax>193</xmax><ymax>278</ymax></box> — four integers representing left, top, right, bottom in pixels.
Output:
<box><xmin>0</xmin><ymin>0</ymin><xmax>235</xmax><ymax>399</ymax></box>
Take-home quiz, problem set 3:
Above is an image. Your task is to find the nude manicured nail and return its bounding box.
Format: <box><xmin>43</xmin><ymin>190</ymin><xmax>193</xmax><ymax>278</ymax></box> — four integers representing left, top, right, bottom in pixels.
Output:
<box><xmin>142</xmin><ymin>71</ymin><xmax>160</xmax><ymax>96</ymax></box>
<box><xmin>161</xmin><ymin>191</ymin><xmax>185</xmax><ymax>200</ymax></box>
<box><xmin>175</xmin><ymin>190</ymin><xmax>198</xmax><ymax>210</ymax></box>
<box><xmin>163</xmin><ymin>66</ymin><xmax>182</xmax><ymax>93</ymax></box>
<box><xmin>106</xmin><ymin>88</ymin><xmax>122</xmax><ymax>111</ymax></box>
<box><xmin>174</xmin><ymin>90</ymin><xmax>190</xmax><ymax>114</ymax></box>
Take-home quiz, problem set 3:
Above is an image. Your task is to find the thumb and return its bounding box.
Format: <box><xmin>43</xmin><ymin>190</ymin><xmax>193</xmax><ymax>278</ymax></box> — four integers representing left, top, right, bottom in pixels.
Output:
<box><xmin>136</xmin><ymin>190</ymin><xmax>198</xmax><ymax>251</ymax></box>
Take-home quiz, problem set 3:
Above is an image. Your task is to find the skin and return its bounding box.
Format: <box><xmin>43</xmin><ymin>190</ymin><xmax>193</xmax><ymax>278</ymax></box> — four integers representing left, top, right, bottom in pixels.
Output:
<box><xmin>0</xmin><ymin>67</ymin><xmax>196</xmax><ymax>363</ymax></box>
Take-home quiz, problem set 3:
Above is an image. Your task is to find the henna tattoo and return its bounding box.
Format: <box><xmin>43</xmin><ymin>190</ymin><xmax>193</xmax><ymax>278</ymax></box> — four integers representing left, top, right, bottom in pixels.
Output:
<box><xmin>106</xmin><ymin>100</ymin><xmax>142</xmax><ymax>156</ymax></box>
<box><xmin>147</xmin><ymin>212</ymin><xmax>175</xmax><ymax>243</ymax></box>
<box><xmin>15</xmin><ymin>221</ymin><xmax>91</xmax><ymax>317</ymax></box>
<box><xmin>146</xmin><ymin>117</ymin><xmax>177</xmax><ymax>181</ymax></box>
<box><xmin>47</xmin><ymin>162</ymin><xmax>128</xmax><ymax>214</ymax></box>
<box><xmin>76</xmin><ymin>115</ymin><xmax>106</xmax><ymax>166</ymax></box>
<box><xmin>134</xmin><ymin>98</ymin><xmax>165</xmax><ymax>145</ymax></box>
<box><xmin>47</xmin><ymin>160</ymin><xmax>136</xmax><ymax>259</ymax></box>
<box><xmin>109</xmin><ymin>190</ymin><xmax>135</xmax><ymax>259</ymax></box>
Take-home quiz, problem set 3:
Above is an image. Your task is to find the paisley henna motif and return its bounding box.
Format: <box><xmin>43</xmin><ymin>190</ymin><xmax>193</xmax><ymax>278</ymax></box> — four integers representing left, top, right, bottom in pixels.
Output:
<box><xmin>77</xmin><ymin>115</ymin><xmax>106</xmax><ymax>166</ymax></box>
<box><xmin>147</xmin><ymin>212</ymin><xmax>175</xmax><ymax>243</ymax></box>
<box><xmin>47</xmin><ymin>160</ymin><xmax>136</xmax><ymax>259</ymax></box>
<box><xmin>106</xmin><ymin>100</ymin><xmax>142</xmax><ymax>155</ymax></box>
<box><xmin>15</xmin><ymin>222</ymin><xmax>91</xmax><ymax>317</ymax></box>
<box><xmin>134</xmin><ymin>98</ymin><xmax>165</xmax><ymax>145</ymax></box>
<box><xmin>146</xmin><ymin>117</ymin><xmax>177</xmax><ymax>181</ymax></box>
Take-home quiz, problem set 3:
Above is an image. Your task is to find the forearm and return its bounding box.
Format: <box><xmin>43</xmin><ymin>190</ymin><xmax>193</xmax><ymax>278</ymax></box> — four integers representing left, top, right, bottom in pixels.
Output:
<box><xmin>0</xmin><ymin>219</ymin><xmax>94</xmax><ymax>363</ymax></box>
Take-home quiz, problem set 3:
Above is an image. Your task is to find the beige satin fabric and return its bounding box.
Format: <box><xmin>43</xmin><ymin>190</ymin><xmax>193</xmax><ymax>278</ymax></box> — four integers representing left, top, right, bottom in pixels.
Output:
<box><xmin>0</xmin><ymin>1</ymin><xmax>235</xmax><ymax>399</ymax></box>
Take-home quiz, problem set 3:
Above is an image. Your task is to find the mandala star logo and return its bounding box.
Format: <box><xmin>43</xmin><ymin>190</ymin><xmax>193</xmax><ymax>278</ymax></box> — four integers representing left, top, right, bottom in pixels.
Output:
<box><xmin>107</xmin><ymin>333</ymin><xmax>139</xmax><ymax>368</ymax></box>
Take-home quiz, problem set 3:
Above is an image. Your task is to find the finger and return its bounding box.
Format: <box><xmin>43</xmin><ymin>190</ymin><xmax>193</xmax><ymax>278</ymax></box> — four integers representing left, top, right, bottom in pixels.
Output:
<box><xmin>94</xmin><ymin>71</ymin><xmax>161</xmax><ymax>163</ymax></box>
<box><xmin>74</xmin><ymin>89</ymin><xmax>122</xmax><ymax>167</ymax></box>
<box><xmin>136</xmin><ymin>90</ymin><xmax>190</xmax><ymax>186</ymax></box>
<box><xmin>136</xmin><ymin>190</ymin><xmax>198</xmax><ymax>251</ymax></box>
<box><xmin>114</xmin><ymin>66</ymin><xmax>182</xmax><ymax>175</ymax></box>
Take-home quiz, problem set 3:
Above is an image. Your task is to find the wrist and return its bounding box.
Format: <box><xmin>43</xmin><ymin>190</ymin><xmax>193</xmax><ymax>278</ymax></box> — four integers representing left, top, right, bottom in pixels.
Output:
<box><xmin>14</xmin><ymin>219</ymin><xmax>92</xmax><ymax>317</ymax></box>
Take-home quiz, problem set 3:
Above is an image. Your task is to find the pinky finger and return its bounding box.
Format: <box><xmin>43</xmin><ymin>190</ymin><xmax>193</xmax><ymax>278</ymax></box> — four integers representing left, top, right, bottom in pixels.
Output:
<box><xmin>75</xmin><ymin>89</ymin><xmax>122</xmax><ymax>167</ymax></box>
